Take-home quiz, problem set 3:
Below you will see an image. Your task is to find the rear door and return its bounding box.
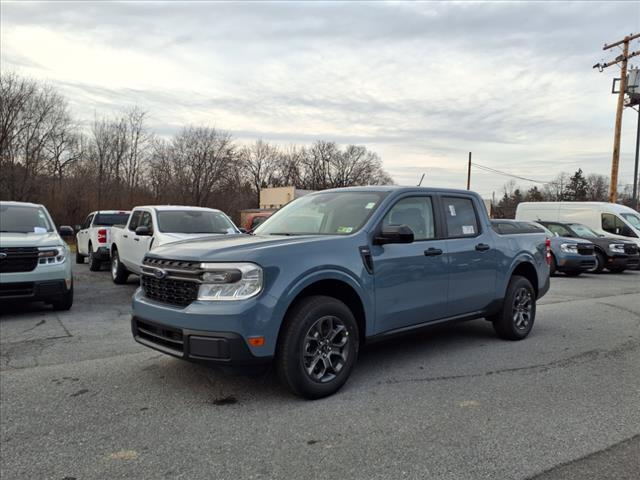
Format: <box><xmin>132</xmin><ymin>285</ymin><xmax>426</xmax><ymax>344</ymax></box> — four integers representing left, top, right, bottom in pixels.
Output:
<box><xmin>372</xmin><ymin>194</ymin><xmax>449</xmax><ymax>333</ymax></box>
<box><xmin>441</xmin><ymin>195</ymin><xmax>497</xmax><ymax>316</ymax></box>
<box><xmin>77</xmin><ymin>214</ymin><xmax>94</xmax><ymax>255</ymax></box>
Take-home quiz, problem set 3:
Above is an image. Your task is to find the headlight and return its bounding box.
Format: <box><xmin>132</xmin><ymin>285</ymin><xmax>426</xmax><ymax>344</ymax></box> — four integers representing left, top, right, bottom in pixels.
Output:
<box><xmin>38</xmin><ymin>246</ymin><xmax>66</xmax><ymax>265</ymax></box>
<box><xmin>197</xmin><ymin>263</ymin><xmax>263</xmax><ymax>300</ymax></box>
<box><xmin>608</xmin><ymin>243</ymin><xmax>626</xmax><ymax>254</ymax></box>
<box><xmin>560</xmin><ymin>243</ymin><xmax>578</xmax><ymax>254</ymax></box>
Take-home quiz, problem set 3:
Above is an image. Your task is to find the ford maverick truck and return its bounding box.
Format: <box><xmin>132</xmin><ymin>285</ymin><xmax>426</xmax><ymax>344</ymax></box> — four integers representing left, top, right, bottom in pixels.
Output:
<box><xmin>131</xmin><ymin>187</ymin><xmax>550</xmax><ymax>398</ymax></box>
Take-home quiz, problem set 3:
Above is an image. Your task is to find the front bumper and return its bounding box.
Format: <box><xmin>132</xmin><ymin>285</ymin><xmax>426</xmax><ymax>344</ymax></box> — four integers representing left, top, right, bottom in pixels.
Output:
<box><xmin>0</xmin><ymin>279</ymin><xmax>69</xmax><ymax>301</ymax></box>
<box><xmin>131</xmin><ymin>316</ymin><xmax>271</xmax><ymax>366</ymax></box>
<box><xmin>557</xmin><ymin>255</ymin><xmax>596</xmax><ymax>272</ymax></box>
<box><xmin>607</xmin><ymin>254</ymin><xmax>639</xmax><ymax>270</ymax></box>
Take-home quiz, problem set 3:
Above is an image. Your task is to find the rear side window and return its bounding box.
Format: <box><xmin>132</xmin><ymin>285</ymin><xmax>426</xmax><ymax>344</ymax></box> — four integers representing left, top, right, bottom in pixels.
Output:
<box><xmin>128</xmin><ymin>211</ymin><xmax>142</xmax><ymax>231</ymax></box>
<box><xmin>382</xmin><ymin>196</ymin><xmax>435</xmax><ymax>240</ymax></box>
<box><xmin>443</xmin><ymin>197</ymin><xmax>479</xmax><ymax>238</ymax></box>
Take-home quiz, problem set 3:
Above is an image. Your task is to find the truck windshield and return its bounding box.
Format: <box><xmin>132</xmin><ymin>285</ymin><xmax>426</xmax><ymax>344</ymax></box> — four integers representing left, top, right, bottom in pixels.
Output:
<box><xmin>567</xmin><ymin>223</ymin><xmax>600</xmax><ymax>238</ymax></box>
<box><xmin>0</xmin><ymin>204</ymin><xmax>53</xmax><ymax>233</ymax></box>
<box><xmin>254</xmin><ymin>191</ymin><xmax>385</xmax><ymax>236</ymax></box>
<box><xmin>621</xmin><ymin>213</ymin><xmax>640</xmax><ymax>230</ymax></box>
<box><xmin>94</xmin><ymin>213</ymin><xmax>130</xmax><ymax>226</ymax></box>
<box><xmin>157</xmin><ymin>210</ymin><xmax>237</xmax><ymax>234</ymax></box>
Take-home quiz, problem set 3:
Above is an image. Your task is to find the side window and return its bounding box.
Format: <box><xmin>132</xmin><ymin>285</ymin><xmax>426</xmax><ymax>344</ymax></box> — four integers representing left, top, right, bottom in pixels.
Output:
<box><xmin>82</xmin><ymin>214</ymin><xmax>94</xmax><ymax>230</ymax></box>
<box><xmin>382</xmin><ymin>196</ymin><xmax>435</xmax><ymax>240</ymax></box>
<box><xmin>547</xmin><ymin>223</ymin><xmax>572</xmax><ymax>237</ymax></box>
<box><xmin>139</xmin><ymin>211</ymin><xmax>154</xmax><ymax>232</ymax></box>
<box><xmin>443</xmin><ymin>197</ymin><xmax>479</xmax><ymax>238</ymax></box>
<box><xmin>128</xmin><ymin>211</ymin><xmax>142</xmax><ymax>231</ymax></box>
<box><xmin>602</xmin><ymin>213</ymin><xmax>625</xmax><ymax>235</ymax></box>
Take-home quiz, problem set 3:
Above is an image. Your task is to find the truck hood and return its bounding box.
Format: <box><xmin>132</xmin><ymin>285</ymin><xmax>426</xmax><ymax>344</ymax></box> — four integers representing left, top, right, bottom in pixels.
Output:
<box><xmin>0</xmin><ymin>231</ymin><xmax>63</xmax><ymax>248</ymax></box>
<box><xmin>552</xmin><ymin>236</ymin><xmax>593</xmax><ymax>245</ymax></box>
<box><xmin>148</xmin><ymin>233</ymin><xmax>339</xmax><ymax>261</ymax></box>
<box><xmin>155</xmin><ymin>232</ymin><xmax>227</xmax><ymax>245</ymax></box>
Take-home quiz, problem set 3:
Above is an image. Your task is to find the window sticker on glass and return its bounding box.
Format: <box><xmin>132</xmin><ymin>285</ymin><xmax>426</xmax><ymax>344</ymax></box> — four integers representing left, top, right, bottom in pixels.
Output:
<box><xmin>33</xmin><ymin>226</ymin><xmax>47</xmax><ymax>234</ymax></box>
<box><xmin>365</xmin><ymin>202</ymin><xmax>376</xmax><ymax>209</ymax></box>
<box><xmin>337</xmin><ymin>226</ymin><xmax>353</xmax><ymax>233</ymax></box>
<box><xmin>449</xmin><ymin>205</ymin><xmax>457</xmax><ymax>216</ymax></box>
<box><xmin>462</xmin><ymin>225</ymin><xmax>475</xmax><ymax>235</ymax></box>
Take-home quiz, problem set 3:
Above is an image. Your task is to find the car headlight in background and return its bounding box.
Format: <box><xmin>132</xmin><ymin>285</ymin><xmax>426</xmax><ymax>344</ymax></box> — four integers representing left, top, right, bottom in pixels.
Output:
<box><xmin>38</xmin><ymin>246</ymin><xmax>66</xmax><ymax>265</ymax></box>
<box><xmin>560</xmin><ymin>243</ymin><xmax>578</xmax><ymax>254</ymax></box>
<box><xmin>608</xmin><ymin>243</ymin><xmax>626</xmax><ymax>254</ymax></box>
<box><xmin>197</xmin><ymin>263</ymin><xmax>263</xmax><ymax>300</ymax></box>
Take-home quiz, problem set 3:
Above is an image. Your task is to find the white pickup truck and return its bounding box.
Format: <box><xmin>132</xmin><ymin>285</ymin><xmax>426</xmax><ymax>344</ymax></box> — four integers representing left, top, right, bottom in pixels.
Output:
<box><xmin>110</xmin><ymin>205</ymin><xmax>241</xmax><ymax>284</ymax></box>
<box><xmin>75</xmin><ymin>210</ymin><xmax>131</xmax><ymax>271</ymax></box>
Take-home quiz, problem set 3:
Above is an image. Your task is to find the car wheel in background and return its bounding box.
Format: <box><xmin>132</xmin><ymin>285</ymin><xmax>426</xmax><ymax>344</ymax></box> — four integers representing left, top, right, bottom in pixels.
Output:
<box><xmin>590</xmin><ymin>252</ymin><xmax>606</xmax><ymax>274</ymax></box>
<box><xmin>491</xmin><ymin>275</ymin><xmax>536</xmax><ymax>341</ymax></box>
<box><xmin>75</xmin><ymin>249</ymin><xmax>84</xmax><ymax>264</ymax></box>
<box><xmin>607</xmin><ymin>266</ymin><xmax>626</xmax><ymax>273</ymax></box>
<box><xmin>51</xmin><ymin>283</ymin><xmax>73</xmax><ymax>311</ymax></box>
<box><xmin>111</xmin><ymin>249</ymin><xmax>129</xmax><ymax>284</ymax></box>
<box><xmin>277</xmin><ymin>295</ymin><xmax>359</xmax><ymax>399</ymax></box>
<box><xmin>549</xmin><ymin>254</ymin><xmax>557</xmax><ymax>276</ymax></box>
<box><xmin>88</xmin><ymin>244</ymin><xmax>101</xmax><ymax>272</ymax></box>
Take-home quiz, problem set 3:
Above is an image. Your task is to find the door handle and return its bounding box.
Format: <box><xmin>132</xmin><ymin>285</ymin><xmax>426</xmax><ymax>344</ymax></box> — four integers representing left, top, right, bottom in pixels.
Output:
<box><xmin>424</xmin><ymin>248</ymin><xmax>443</xmax><ymax>256</ymax></box>
<box><xmin>134</xmin><ymin>238</ymin><xmax>140</xmax><ymax>242</ymax></box>
<box><xmin>475</xmin><ymin>243</ymin><xmax>490</xmax><ymax>252</ymax></box>
<box><xmin>123</xmin><ymin>234</ymin><xmax>128</xmax><ymax>239</ymax></box>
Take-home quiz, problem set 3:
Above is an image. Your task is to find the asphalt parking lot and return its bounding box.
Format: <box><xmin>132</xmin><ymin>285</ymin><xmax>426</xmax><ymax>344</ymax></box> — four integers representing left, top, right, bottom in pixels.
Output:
<box><xmin>1</xmin><ymin>265</ymin><xmax>639</xmax><ymax>480</ymax></box>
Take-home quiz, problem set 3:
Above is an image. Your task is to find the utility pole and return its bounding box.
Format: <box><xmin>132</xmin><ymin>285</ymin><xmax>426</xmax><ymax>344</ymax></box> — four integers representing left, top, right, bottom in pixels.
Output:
<box><xmin>594</xmin><ymin>33</ymin><xmax>640</xmax><ymax>203</ymax></box>
<box><xmin>634</xmin><ymin>106</ymin><xmax>639</xmax><ymax>209</ymax></box>
<box><xmin>466</xmin><ymin>152</ymin><xmax>472</xmax><ymax>190</ymax></box>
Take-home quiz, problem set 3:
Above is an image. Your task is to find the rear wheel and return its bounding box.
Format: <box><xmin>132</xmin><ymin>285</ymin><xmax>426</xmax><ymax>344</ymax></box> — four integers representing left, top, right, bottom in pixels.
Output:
<box><xmin>88</xmin><ymin>243</ymin><xmax>101</xmax><ymax>271</ymax></box>
<box><xmin>277</xmin><ymin>295</ymin><xmax>359</xmax><ymax>399</ymax></box>
<box><xmin>51</xmin><ymin>283</ymin><xmax>73</xmax><ymax>311</ymax></box>
<box><xmin>111</xmin><ymin>249</ymin><xmax>129</xmax><ymax>284</ymax></box>
<box><xmin>492</xmin><ymin>275</ymin><xmax>536</xmax><ymax>341</ymax></box>
<box><xmin>549</xmin><ymin>254</ymin><xmax>557</xmax><ymax>276</ymax></box>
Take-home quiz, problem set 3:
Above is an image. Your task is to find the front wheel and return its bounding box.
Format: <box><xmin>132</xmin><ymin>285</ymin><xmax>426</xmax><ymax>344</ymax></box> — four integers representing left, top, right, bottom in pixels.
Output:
<box><xmin>277</xmin><ymin>295</ymin><xmax>359</xmax><ymax>399</ymax></box>
<box><xmin>590</xmin><ymin>252</ymin><xmax>605</xmax><ymax>274</ymax></box>
<box><xmin>75</xmin><ymin>250</ymin><xmax>84</xmax><ymax>264</ymax></box>
<box><xmin>88</xmin><ymin>244</ymin><xmax>101</xmax><ymax>272</ymax></box>
<box><xmin>491</xmin><ymin>275</ymin><xmax>536</xmax><ymax>341</ymax></box>
<box><xmin>607</xmin><ymin>266</ymin><xmax>626</xmax><ymax>274</ymax></box>
<box><xmin>563</xmin><ymin>270</ymin><xmax>582</xmax><ymax>277</ymax></box>
<box><xmin>51</xmin><ymin>283</ymin><xmax>73</xmax><ymax>311</ymax></box>
<box><xmin>111</xmin><ymin>249</ymin><xmax>129</xmax><ymax>284</ymax></box>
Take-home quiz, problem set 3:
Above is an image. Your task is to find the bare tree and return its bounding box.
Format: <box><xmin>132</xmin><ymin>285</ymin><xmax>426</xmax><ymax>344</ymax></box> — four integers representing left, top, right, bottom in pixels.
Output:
<box><xmin>240</xmin><ymin>139</ymin><xmax>280</xmax><ymax>202</ymax></box>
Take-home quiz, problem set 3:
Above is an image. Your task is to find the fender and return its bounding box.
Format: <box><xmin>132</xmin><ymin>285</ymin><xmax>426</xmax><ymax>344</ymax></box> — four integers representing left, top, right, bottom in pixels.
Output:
<box><xmin>271</xmin><ymin>266</ymin><xmax>375</xmax><ymax>337</ymax></box>
<box><xmin>499</xmin><ymin>252</ymin><xmax>538</xmax><ymax>296</ymax></box>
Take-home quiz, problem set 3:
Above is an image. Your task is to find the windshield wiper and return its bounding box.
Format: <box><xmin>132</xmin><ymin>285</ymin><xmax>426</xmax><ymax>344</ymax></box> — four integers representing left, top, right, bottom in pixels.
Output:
<box><xmin>268</xmin><ymin>233</ymin><xmax>299</xmax><ymax>236</ymax></box>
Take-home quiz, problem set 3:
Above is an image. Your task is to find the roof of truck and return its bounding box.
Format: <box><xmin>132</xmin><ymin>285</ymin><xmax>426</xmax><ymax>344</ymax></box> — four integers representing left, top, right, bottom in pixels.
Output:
<box><xmin>133</xmin><ymin>205</ymin><xmax>224</xmax><ymax>212</ymax></box>
<box><xmin>320</xmin><ymin>185</ymin><xmax>480</xmax><ymax>194</ymax></box>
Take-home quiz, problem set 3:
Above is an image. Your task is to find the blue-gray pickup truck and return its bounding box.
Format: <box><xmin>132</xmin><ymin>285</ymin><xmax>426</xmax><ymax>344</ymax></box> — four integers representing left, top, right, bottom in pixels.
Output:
<box><xmin>132</xmin><ymin>187</ymin><xmax>550</xmax><ymax>398</ymax></box>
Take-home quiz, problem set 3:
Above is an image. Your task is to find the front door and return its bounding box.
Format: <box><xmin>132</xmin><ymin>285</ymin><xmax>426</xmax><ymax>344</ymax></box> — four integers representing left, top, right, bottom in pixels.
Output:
<box><xmin>372</xmin><ymin>195</ymin><xmax>449</xmax><ymax>334</ymax></box>
<box><xmin>130</xmin><ymin>210</ymin><xmax>154</xmax><ymax>272</ymax></box>
<box><xmin>441</xmin><ymin>195</ymin><xmax>497</xmax><ymax>316</ymax></box>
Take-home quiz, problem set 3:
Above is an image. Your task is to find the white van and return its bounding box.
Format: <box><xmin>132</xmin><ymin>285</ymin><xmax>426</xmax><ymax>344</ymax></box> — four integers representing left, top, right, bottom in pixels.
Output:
<box><xmin>515</xmin><ymin>202</ymin><xmax>640</xmax><ymax>247</ymax></box>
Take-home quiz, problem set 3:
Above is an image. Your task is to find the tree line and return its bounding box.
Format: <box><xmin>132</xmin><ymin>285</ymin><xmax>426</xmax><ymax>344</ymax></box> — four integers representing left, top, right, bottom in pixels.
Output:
<box><xmin>0</xmin><ymin>72</ymin><xmax>392</xmax><ymax>225</ymax></box>
<box><xmin>492</xmin><ymin>168</ymin><xmax>637</xmax><ymax>218</ymax></box>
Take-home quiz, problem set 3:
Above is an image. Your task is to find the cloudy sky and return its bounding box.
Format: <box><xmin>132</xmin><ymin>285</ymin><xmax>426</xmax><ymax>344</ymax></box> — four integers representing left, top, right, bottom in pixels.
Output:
<box><xmin>2</xmin><ymin>1</ymin><xmax>639</xmax><ymax>197</ymax></box>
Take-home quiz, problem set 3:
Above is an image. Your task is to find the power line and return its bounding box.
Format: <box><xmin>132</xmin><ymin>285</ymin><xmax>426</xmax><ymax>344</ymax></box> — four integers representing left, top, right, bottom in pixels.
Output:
<box><xmin>471</xmin><ymin>162</ymin><xmax>548</xmax><ymax>184</ymax></box>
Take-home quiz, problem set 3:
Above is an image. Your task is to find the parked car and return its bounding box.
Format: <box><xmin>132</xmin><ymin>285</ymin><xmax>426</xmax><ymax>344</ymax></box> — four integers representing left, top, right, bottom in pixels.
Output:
<box><xmin>536</xmin><ymin>221</ymin><xmax>639</xmax><ymax>273</ymax></box>
<box><xmin>75</xmin><ymin>210</ymin><xmax>131</xmax><ymax>271</ymax></box>
<box><xmin>110</xmin><ymin>206</ymin><xmax>241</xmax><ymax>284</ymax></box>
<box><xmin>243</xmin><ymin>211</ymin><xmax>273</xmax><ymax>231</ymax></box>
<box><xmin>0</xmin><ymin>201</ymin><xmax>75</xmax><ymax>310</ymax></box>
<box><xmin>131</xmin><ymin>187</ymin><xmax>550</xmax><ymax>399</ymax></box>
<box><xmin>492</xmin><ymin>220</ymin><xmax>596</xmax><ymax>276</ymax></box>
<box><xmin>515</xmin><ymin>201</ymin><xmax>640</xmax><ymax>254</ymax></box>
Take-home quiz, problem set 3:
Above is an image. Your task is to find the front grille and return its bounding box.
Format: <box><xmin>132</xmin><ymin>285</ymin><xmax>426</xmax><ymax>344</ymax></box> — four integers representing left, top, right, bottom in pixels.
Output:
<box><xmin>143</xmin><ymin>257</ymin><xmax>201</xmax><ymax>271</ymax></box>
<box><xmin>0</xmin><ymin>282</ymin><xmax>35</xmax><ymax>297</ymax></box>
<box><xmin>135</xmin><ymin>319</ymin><xmax>184</xmax><ymax>353</ymax></box>
<box><xmin>141</xmin><ymin>275</ymin><xmax>199</xmax><ymax>307</ymax></box>
<box><xmin>624</xmin><ymin>244</ymin><xmax>638</xmax><ymax>255</ymax></box>
<box><xmin>0</xmin><ymin>247</ymin><xmax>38</xmax><ymax>273</ymax></box>
<box><xmin>580</xmin><ymin>260</ymin><xmax>596</xmax><ymax>268</ymax></box>
<box><xmin>577</xmin><ymin>245</ymin><xmax>595</xmax><ymax>256</ymax></box>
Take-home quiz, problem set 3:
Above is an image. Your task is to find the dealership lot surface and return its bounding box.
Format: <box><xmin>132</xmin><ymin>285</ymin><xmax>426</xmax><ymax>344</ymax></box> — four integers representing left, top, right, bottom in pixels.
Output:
<box><xmin>1</xmin><ymin>266</ymin><xmax>639</xmax><ymax>480</ymax></box>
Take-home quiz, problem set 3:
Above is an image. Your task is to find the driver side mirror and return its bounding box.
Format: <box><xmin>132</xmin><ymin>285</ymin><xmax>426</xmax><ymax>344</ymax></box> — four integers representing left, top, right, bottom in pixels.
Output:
<box><xmin>374</xmin><ymin>225</ymin><xmax>414</xmax><ymax>245</ymax></box>
<box><xmin>135</xmin><ymin>226</ymin><xmax>152</xmax><ymax>236</ymax></box>
<box><xmin>59</xmin><ymin>226</ymin><xmax>74</xmax><ymax>238</ymax></box>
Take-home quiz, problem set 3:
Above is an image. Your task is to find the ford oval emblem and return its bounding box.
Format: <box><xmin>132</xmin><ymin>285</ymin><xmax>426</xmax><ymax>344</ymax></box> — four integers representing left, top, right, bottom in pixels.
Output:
<box><xmin>0</xmin><ymin>253</ymin><xmax>7</xmax><ymax>260</ymax></box>
<box><xmin>153</xmin><ymin>268</ymin><xmax>167</xmax><ymax>279</ymax></box>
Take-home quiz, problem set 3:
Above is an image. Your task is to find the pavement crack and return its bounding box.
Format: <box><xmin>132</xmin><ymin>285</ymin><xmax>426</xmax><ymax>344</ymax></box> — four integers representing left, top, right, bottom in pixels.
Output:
<box><xmin>19</xmin><ymin>319</ymin><xmax>46</xmax><ymax>334</ymax></box>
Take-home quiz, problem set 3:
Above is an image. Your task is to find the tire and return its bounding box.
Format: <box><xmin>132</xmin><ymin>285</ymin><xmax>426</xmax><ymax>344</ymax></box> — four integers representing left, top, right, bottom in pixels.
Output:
<box><xmin>492</xmin><ymin>275</ymin><xmax>536</xmax><ymax>341</ymax></box>
<box><xmin>111</xmin><ymin>249</ymin><xmax>129</xmax><ymax>284</ymax></box>
<box><xmin>88</xmin><ymin>243</ymin><xmax>101</xmax><ymax>272</ymax></box>
<box><xmin>564</xmin><ymin>270</ymin><xmax>582</xmax><ymax>277</ymax></box>
<box><xmin>51</xmin><ymin>283</ymin><xmax>73</xmax><ymax>311</ymax></box>
<box><xmin>75</xmin><ymin>249</ymin><xmax>84</xmax><ymax>264</ymax></box>
<box><xmin>549</xmin><ymin>254</ymin><xmax>557</xmax><ymax>276</ymax></box>
<box><xmin>590</xmin><ymin>252</ymin><xmax>606</xmax><ymax>274</ymax></box>
<box><xmin>276</xmin><ymin>295</ymin><xmax>360</xmax><ymax>399</ymax></box>
<box><xmin>607</xmin><ymin>266</ymin><xmax>626</xmax><ymax>274</ymax></box>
